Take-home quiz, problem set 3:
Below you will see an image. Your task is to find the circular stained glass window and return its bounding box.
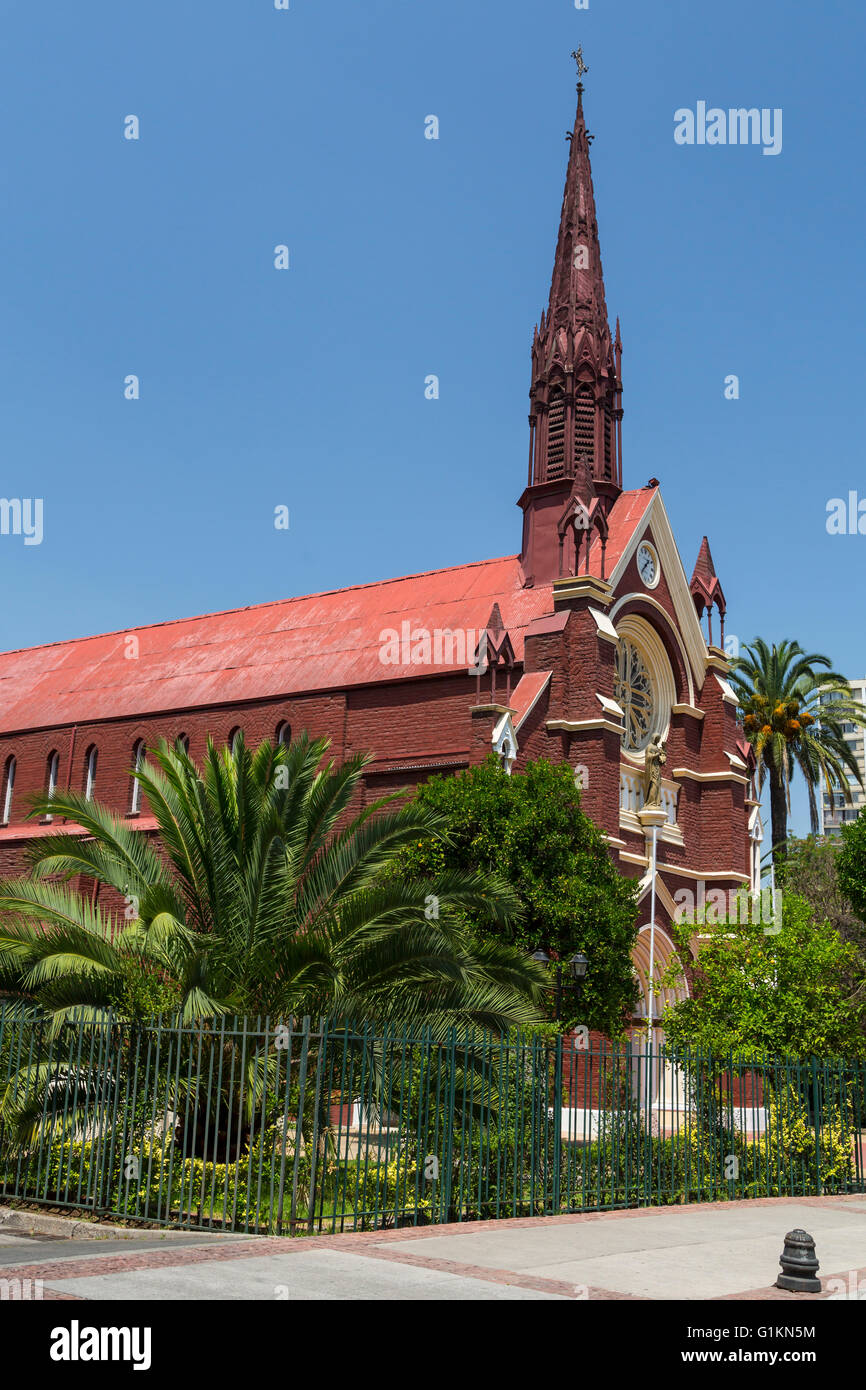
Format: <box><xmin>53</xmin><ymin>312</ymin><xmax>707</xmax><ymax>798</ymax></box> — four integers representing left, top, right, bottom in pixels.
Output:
<box><xmin>615</xmin><ymin>639</ymin><xmax>655</xmax><ymax>752</ymax></box>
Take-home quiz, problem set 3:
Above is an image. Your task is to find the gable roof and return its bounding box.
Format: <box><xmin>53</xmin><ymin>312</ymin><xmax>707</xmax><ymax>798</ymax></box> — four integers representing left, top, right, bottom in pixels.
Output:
<box><xmin>0</xmin><ymin>556</ymin><xmax>554</xmax><ymax>734</ymax></box>
<box><xmin>586</xmin><ymin>485</ymin><xmax>657</xmax><ymax>576</ymax></box>
<box><xmin>604</xmin><ymin>488</ymin><xmax>709</xmax><ymax>691</ymax></box>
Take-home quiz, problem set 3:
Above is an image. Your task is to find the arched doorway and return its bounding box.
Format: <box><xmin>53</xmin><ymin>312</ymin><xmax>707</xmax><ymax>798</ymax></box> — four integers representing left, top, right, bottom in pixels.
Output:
<box><xmin>631</xmin><ymin>923</ymin><xmax>690</xmax><ymax>1123</ymax></box>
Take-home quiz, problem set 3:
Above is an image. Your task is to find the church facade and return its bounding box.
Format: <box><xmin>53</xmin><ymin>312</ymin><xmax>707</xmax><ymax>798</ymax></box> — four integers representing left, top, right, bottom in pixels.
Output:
<box><xmin>0</xmin><ymin>78</ymin><xmax>759</xmax><ymax>1020</ymax></box>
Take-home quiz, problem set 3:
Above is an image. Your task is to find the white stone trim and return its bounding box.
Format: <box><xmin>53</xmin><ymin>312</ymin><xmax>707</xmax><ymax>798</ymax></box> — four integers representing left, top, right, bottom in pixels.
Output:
<box><xmin>607</xmin><ymin>491</ymin><xmax>707</xmax><ymax>693</ymax></box>
<box><xmin>715</xmin><ymin>672</ymin><xmax>739</xmax><ymax>705</ymax></box>
<box><xmin>589</xmin><ymin>607</ymin><xmax>620</xmax><ymax>643</ymax></box>
<box><xmin>597</xmin><ymin>693</ymin><xmax>625</xmax><ymax>718</ymax></box>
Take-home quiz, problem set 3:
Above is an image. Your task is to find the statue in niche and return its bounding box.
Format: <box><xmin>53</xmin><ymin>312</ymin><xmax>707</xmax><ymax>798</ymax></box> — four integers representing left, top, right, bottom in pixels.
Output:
<box><xmin>643</xmin><ymin>733</ymin><xmax>667</xmax><ymax>809</ymax></box>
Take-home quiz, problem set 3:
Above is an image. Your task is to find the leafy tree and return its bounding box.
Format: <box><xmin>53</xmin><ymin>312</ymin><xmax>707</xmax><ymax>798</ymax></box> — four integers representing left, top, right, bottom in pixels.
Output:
<box><xmin>781</xmin><ymin>835</ymin><xmax>866</xmax><ymax>958</ymax></box>
<box><xmin>0</xmin><ymin>733</ymin><xmax>546</xmax><ymax>1037</ymax></box>
<box><xmin>661</xmin><ymin>895</ymin><xmax>866</xmax><ymax>1058</ymax></box>
<box><xmin>396</xmin><ymin>757</ymin><xmax>639</xmax><ymax>1037</ymax></box>
<box><xmin>837</xmin><ymin>808</ymin><xmax>866</xmax><ymax>931</ymax></box>
<box><xmin>729</xmin><ymin>639</ymin><xmax>866</xmax><ymax>863</ymax></box>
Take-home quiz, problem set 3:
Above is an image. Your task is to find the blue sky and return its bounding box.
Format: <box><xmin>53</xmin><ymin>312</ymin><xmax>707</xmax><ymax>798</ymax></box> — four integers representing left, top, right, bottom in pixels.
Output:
<box><xmin>1</xmin><ymin>0</ymin><xmax>863</xmax><ymax>835</ymax></box>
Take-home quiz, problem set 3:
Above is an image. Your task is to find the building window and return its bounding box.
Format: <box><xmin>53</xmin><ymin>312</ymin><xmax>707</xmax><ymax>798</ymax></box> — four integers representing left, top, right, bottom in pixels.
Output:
<box><xmin>2</xmin><ymin>757</ymin><xmax>16</xmax><ymax>825</ymax></box>
<box><xmin>615</xmin><ymin>640</ymin><xmax>655</xmax><ymax>752</ymax></box>
<box><xmin>84</xmin><ymin>746</ymin><xmax>98</xmax><ymax>801</ymax></box>
<box><xmin>130</xmin><ymin>741</ymin><xmax>146</xmax><ymax>814</ymax></box>
<box><xmin>175</xmin><ymin>733</ymin><xmax>190</xmax><ymax>755</ymax></box>
<box><xmin>229</xmin><ymin>727</ymin><xmax>241</xmax><ymax>755</ymax></box>
<box><xmin>275</xmin><ymin>722</ymin><xmax>291</xmax><ymax>746</ymax></box>
<box><xmin>45</xmin><ymin>750</ymin><xmax>60</xmax><ymax>822</ymax></box>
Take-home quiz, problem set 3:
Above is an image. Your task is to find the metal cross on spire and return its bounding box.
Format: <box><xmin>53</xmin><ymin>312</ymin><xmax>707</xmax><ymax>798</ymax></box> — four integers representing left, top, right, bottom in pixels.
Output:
<box><xmin>572</xmin><ymin>46</ymin><xmax>589</xmax><ymax>84</ymax></box>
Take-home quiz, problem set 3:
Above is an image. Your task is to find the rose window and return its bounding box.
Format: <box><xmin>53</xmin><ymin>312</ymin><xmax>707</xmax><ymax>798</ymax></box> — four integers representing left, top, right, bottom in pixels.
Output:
<box><xmin>615</xmin><ymin>640</ymin><xmax>655</xmax><ymax>752</ymax></box>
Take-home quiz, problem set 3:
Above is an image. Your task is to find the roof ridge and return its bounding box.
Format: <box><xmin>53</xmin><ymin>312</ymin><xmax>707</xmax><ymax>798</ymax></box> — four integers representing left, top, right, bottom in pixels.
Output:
<box><xmin>0</xmin><ymin>554</ymin><xmax>521</xmax><ymax>662</ymax></box>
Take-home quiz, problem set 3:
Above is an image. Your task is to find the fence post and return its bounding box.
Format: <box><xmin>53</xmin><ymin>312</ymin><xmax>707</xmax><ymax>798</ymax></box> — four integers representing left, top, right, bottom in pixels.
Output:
<box><xmin>552</xmin><ymin>1033</ymin><xmax>562</xmax><ymax>1214</ymax></box>
<box><xmin>812</xmin><ymin>1056</ymin><xmax>823</xmax><ymax>1197</ymax></box>
<box><xmin>306</xmin><ymin>1019</ymin><xmax>327</xmax><ymax>1235</ymax></box>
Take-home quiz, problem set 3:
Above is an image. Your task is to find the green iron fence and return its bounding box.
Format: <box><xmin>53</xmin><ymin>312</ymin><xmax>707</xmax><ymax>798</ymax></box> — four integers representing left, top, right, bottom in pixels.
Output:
<box><xmin>0</xmin><ymin>1005</ymin><xmax>864</xmax><ymax>1235</ymax></box>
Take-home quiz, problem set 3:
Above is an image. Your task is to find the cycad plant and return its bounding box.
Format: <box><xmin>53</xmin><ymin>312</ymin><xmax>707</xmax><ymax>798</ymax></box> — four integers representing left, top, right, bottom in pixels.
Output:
<box><xmin>729</xmin><ymin>639</ymin><xmax>866</xmax><ymax>862</ymax></box>
<box><xmin>0</xmin><ymin>734</ymin><xmax>546</xmax><ymax>1156</ymax></box>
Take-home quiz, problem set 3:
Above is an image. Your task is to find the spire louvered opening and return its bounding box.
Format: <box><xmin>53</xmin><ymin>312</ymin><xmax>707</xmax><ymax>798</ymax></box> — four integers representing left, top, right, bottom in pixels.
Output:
<box><xmin>546</xmin><ymin>391</ymin><xmax>565</xmax><ymax>481</ymax></box>
<box><xmin>604</xmin><ymin>404</ymin><xmax>612</xmax><ymax>480</ymax></box>
<box><xmin>574</xmin><ymin>388</ymin><xmax>594</xmax><ymax>468</ymax></box>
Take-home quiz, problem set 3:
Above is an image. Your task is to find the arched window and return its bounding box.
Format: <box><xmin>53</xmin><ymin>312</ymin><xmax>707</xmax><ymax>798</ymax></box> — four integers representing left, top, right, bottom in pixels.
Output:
<box><xmin>175</xmin><ymin>733</ymin><xmax>190</xmax><ymax>755</ymax></box>
<box><xmin>130</xmin><ymin>741</ymin><xmax>146</xmax><ymax>814</ymax></box>
<box><xmin>2</xmin><ymin>757</ymin><xmax>16</xmax><ymax>825</ymax></box>
<box><xmin>45</xmin><ymin>750</ymin><xmax>60</xmax><ymax>822</ymax></box>
<box><xmin>275</xmin><ymin>722</ymin><xmax>291</xmax><ymax>747</ymax></box>
<box><xmin>615</xmin><ymin>640</ymin><xmax>655</xmax><ymax>752</ymax></box>
<box><xmin>84</xmin><ymin>745</ymin><xmax>98</xmax><ymax>801</ymax></box>
<box><xmin>228</xmin><ymin>727</ymin><xmax>242</xmax><ymax>756</ymax></box>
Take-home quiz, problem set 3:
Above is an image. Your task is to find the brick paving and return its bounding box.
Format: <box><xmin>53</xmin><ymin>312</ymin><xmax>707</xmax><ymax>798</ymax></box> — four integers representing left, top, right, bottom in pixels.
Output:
<box><xmin>2</xmin><ymin>1195</ymin><xmax>865</xmax><ymax>1301</ymax></box>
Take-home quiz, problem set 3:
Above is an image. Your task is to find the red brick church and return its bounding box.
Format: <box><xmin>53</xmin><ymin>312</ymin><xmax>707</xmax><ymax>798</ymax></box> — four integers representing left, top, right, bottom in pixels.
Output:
<box><xmin>0</xmin><ymin>76</ymin><xmax>759</xmax><ymax>1018</ymax></box>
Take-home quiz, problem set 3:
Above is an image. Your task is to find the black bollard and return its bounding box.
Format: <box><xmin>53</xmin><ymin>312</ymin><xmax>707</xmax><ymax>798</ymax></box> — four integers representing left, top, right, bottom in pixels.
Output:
<box><xmin>776</xmin><ymin>1228</ymin><xmax>821</xmax><ymax>1293</ymax></box>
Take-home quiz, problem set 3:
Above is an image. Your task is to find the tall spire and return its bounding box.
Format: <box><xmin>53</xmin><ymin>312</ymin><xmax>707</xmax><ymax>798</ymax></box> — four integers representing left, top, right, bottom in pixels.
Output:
<box><xmin>518</xmin><ymin>57</ymin><xmax>624</xmax><ymax>587</ymax></box>
<box><xmin>547</xmin><ymin>65</ymin><xmax>610</xmax><ymax>348</ymax></box>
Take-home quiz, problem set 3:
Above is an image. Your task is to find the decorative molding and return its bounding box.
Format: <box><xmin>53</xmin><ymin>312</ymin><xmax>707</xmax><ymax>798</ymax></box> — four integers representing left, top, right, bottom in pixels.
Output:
<box><xmin>618</xmin><ymin>851</ymin><xmax>749</xmax><ymax>882</ymax></box>
<box><xmin>589</xmin><ymin>606</ymin><xmax>619</xmax><ymax>644</ymax></box>
<box><xmin>546</xmin><ymin>717</ymin><xmax>623</xmax><ymax>736</ymax></box>
<box><xmin>672</xmin><ymin>766</ymin><xmax>749</xmax><ymax>787</ymax></box>
<box><xmin>714</xmin><ymin>672</ymin><xmax>739</xmax><ymax>705</ymax></box>
<box><xmin>607</xmin><ymin>491</ymin><xmax>707</xmax><ymax>693</ymax></box>
<box><xmin>552</xmin><ymin>575</ymin><xmax>612</xmax><ymax>608</ymax></box>
<box><xmin>672</xmin><ymin>703</ymin><xmax>704</xmax><ymax>721</ymax></box>
<box><xmin>620</xmin><ymin>810</ymin><xmax>684</xmax><ymax>847</ymax></box>
<box><xmin>597</xmin><ymin>693</ymin><xmax>625</xmax><ymax>718</ymax></box>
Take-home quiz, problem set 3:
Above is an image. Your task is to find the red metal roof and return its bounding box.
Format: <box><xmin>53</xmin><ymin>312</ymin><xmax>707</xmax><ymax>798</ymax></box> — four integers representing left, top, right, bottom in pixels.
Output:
<box><xmin>0</xmin><ymin>556</ymin><xmax>554</xmax><ymax>734</ymax></box>
<box><xmin>510</xmin><ymin>671</ymin><xmax>552</xmax><ymax>729</ymax></box>
<box><xmin>0</xmin><ymin>488</ymin><xmax>654</xmax><ymax>736</ymax></box>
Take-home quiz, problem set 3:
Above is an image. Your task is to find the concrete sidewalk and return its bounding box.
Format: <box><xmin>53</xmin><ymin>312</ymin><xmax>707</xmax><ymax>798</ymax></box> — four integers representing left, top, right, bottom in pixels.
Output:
<box><xmin>2</xmin><ymin>1195</ymin><xmax>866</xmax><ymax>1301</ymax></box>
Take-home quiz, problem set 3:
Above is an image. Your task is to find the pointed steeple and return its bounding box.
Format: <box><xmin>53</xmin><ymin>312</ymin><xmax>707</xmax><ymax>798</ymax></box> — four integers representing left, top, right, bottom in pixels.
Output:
<box><xmin>690</xmin><ymin>537</ymin><xmax>718</xmax><ymax>594</ymax></box>
<box><xmin>690</xmin><ymin>537</ymin><xmax>727</xmax><ymax>648</ymax></box>
<box><xmin>519</xmin><ymin>60</ymin><xmax>624</xmax><ymax>587</ymax></box>
<box><xmin>546</xmin><ymin>81</ymin><xmax>611</xmax><ymax>348</ymax></box>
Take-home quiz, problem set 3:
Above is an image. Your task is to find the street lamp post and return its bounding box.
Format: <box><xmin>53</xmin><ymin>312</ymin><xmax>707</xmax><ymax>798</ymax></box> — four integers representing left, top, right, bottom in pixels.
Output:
<box><xmin>532</xmin><ymin>950</ymin><xmax>589</xmax><ymax>1022</ymax></box>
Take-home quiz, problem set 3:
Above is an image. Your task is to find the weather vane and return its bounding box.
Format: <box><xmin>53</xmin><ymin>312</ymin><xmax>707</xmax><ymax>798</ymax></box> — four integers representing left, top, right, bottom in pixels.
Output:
<box><xmin>572</xmin><ymin>47</ymin><xmax>589</xmax><ymax>83</ymax></box>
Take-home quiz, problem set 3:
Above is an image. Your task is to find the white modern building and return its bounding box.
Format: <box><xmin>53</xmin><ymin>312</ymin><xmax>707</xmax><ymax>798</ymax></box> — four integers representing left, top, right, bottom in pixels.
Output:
<box><xmin>819</xmin><ymin>677</ymin><xmax>866</xmax><ymax>834</ymax></box>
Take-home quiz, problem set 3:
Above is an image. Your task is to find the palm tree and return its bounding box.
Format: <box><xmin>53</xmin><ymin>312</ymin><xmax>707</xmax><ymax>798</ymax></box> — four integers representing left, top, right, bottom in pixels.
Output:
<box><xmin>0</xmin><ymin>734</ymin><xmax>548</xmax><ymax>1161</ymax></box>
<box><xmin>729</xmin><ymin>640</ymin><xmax>866</xmax><ymax>864</ymax></box>
<box><xmin>0</xmin><ymin>732</ymin><xmax>545</xmax><ymax>1034</ymax></box>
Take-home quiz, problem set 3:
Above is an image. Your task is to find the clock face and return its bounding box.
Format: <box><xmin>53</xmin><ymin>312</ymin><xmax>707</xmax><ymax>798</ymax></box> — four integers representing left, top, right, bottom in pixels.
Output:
<box><xmin>637</xmin><ymin>543</ymin><xmax>659</xmax><ymax>588</ymax></box>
